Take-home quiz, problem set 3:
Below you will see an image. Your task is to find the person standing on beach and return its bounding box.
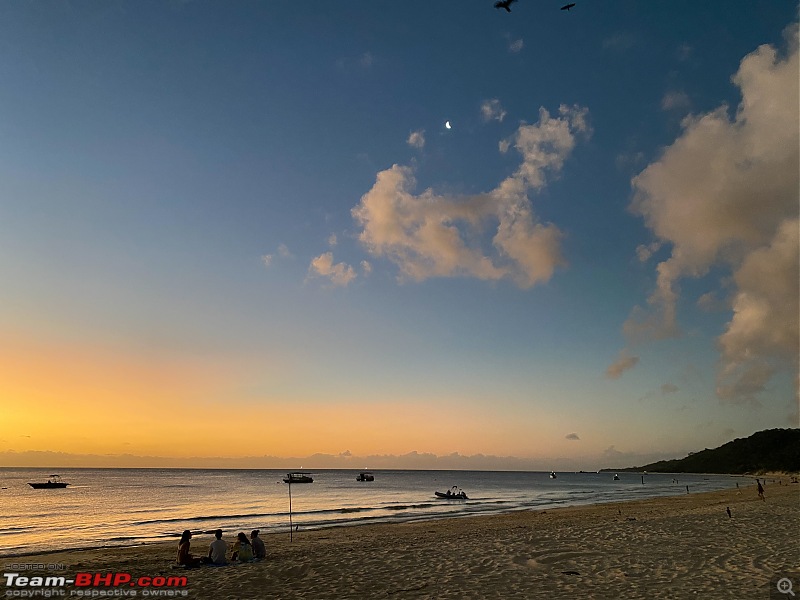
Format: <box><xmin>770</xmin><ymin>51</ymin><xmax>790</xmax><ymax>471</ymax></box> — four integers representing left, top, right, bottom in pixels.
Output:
<box><xmin>757</xmin><ymin>479</ymin><xmax>765</xmax><ymax>501</ymax></box>
<box><xmin>251</xmin><ymin>530</ymin><xmax>266</xmax><ymax>560</ymax></box>
<box><xmin>208</xmin><ymin>529</ymin><xmax>227</xmax><ymax>565</ymax></box>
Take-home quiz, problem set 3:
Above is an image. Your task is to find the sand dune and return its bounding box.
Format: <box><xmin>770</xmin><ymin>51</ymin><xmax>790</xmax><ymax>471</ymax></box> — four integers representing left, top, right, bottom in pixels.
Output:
<box><xmin>5</xmin><ymin>481</ymin><xmax>797</xmax><ymax>599</ymax></box>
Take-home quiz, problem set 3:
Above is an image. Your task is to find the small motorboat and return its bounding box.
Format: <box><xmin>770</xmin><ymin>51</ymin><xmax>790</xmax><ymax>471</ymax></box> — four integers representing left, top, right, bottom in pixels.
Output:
<box><xmin>613</xmin><ymin>474</ymin><xmax>620</xmax><ymax>481</ymax></box>
<box><xmin>435</xmin><ymin>486</ymin><xmax>468</xmax><ymax>500</ymax></box>
<box><xmin>356</xmin><ymin>472</ymin><xmax>374</xmax><ymax>482</ymax></box>
<box><xmin>549</xmin><ymin>471</ymin><xmax>557</xmax><ymax>479</ymax></box>
<box><xmin>28</xmin><ymin>475</ymin><xmax>69</xmax><ymax>489</ymax></box>
<box><xmin>283</xmin><ymin>472</ymin><xmax>313</xmax><ymax>484</ymax></box>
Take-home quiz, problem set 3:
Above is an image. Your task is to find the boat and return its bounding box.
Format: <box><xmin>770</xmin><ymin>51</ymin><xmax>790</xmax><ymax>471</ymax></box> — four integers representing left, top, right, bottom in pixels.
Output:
<box><xmin>549</xmin><ymin>471</ymin><xmax>557</xmax><ymax>479</ymax></box>
<box><xmin>28</xmin><ymin>475</ymin><xmax>69</xmax><ymax>489</ymax></box>
<box><xmin>435</xmin><ymin>486</ymin><xmax>468</xmax><ymax>500</ymax></box>
<box><xmin>613</xmin><ymin>474</ymin><xmax>620</xmax><ymax>481</ymax></box>
<box><xmin>356</xmin><ymin>472</ymin><xmax>374</xmax><ymax>482</ymax></box>
<box><xmin>283</xmin><ymin>472</ymin><xmax>313</xmax><ymax>484</ymax></box>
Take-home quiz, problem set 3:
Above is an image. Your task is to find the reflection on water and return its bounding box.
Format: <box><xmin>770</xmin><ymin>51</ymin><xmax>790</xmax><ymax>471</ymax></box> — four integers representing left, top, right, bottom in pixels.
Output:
<box><xmin>0</xmin><ymin>467</ymin><xmax>739</xmax><ymax>556</ymax></box>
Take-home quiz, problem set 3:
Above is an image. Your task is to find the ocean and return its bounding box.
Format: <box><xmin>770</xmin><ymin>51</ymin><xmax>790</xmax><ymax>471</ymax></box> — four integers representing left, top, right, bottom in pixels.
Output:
<box><xmin>0</xmin><ymin>468</ymin><xmax>741</xmax><ymax>557</ymax></box>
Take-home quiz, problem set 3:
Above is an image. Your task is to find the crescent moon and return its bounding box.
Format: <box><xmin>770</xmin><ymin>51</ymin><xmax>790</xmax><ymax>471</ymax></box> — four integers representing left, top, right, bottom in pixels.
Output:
<box><xmin>445</xmin><ymin>121</ymin><xmax>451</xmax><ymax>129</ymax></box>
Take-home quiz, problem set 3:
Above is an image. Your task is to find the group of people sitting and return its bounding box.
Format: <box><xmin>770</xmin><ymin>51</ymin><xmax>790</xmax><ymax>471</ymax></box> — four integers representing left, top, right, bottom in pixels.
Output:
<box><xmin>177</xmin><ymin>528</ymin><xmax>267</xmax><ymax>567</ymax></box>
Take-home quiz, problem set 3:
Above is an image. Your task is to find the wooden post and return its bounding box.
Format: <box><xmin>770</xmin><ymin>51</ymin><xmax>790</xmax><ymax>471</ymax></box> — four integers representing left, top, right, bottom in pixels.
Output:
<box><xmin>288</xmin><ymin>480</ymin><xmax>293</xmax><ymax>543</ymax></box>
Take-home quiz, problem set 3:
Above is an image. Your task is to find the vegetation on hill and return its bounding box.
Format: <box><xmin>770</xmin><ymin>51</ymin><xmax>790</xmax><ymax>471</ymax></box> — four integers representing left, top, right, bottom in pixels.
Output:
<box><xmin>604</xmin><ymin>428</ymin><xmax>800</xmax><ymax>474</ymax></box>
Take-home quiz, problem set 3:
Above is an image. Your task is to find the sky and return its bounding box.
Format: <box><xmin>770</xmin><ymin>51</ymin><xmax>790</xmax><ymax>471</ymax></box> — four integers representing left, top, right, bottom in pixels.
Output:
<box><xmin>0</xmin><ymin>1</ymin><xmax>797</xmax><ymax>471</ymax></box>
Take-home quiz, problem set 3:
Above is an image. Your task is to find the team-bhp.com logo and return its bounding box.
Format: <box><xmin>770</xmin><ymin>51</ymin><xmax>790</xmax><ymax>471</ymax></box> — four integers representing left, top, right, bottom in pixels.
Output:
<box><xmin>4</xmin><ymin>572</ymin><xmax>188</xmax><ymax>597</ymax></box>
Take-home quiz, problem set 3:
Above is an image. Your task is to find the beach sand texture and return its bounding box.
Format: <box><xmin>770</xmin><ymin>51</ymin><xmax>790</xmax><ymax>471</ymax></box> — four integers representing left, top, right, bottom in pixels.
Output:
<box><xmin>8</xmin><ymin>482</ymin><xmax>797</xmax><ymax>599</ymax></box>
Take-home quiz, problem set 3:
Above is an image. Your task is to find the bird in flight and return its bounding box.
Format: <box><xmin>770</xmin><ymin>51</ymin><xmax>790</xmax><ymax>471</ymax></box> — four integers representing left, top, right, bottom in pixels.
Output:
<box><xmin>494</xmin><ymin>0</ymin><xmax>517</xmax><ymax>13</ymax></box>
<box><xmin>560</xmin><ymin>3</ymin><xmax>576</xmax><ymax>10</ymax></box>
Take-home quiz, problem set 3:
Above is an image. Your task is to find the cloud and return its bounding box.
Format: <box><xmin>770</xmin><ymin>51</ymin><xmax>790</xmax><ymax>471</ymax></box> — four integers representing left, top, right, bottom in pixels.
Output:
<box><xmin>352</xmin><ymin>105</ymin><xmax>589</xmax><ymax>287</ymax></box>
<box><xmin>308</xmin><ymin>252</ymin><xmax>357</xmax><ymax>287</ymax></box>
<box><xmin>602</xmin><ymin>33</ymin><xmax>637</xmax><ymax>52</ymax></box>
<box><xmin>565</xmin><ymin>433</ymin><xmax>580</xmax><ymax>441</ymax></box>
<box><xmin>606</xmin><ymin>350</ymin><xmax>639</xmax><ymax>379</ymax></box>
<box><xmin>328</xmin><ymin>233</ymin><xmax>338</xmax><ymax>247</ymax></box>
<box><xmin>677</xmin><ymin>43</ymin><xmax>693</xmax><ymax>61</ymax></box>
<box><xmin>635</xmin><ymin>241</ymin><xmax>662</xmax><ymax>262</ymax></box>
<box><xmin>660</xmin><ymin>383</ymin><xmax>679</xmax><ymax>395</ymax></box>
<box><xmin>359</xmin><ymin>52</ymin><xmax>375</xmax><ymax>68</ymax></box>
<box><xmin>661</xmin><ymin>90</ymin><xmax>691</xmax><ymax>111</ymax></box>
<box><xmin>360</xmin><ymin>260</ymin><xmax>372</xmax><ymax>276</ymax></box>
<box><xmin>625</xmin><ymin>26</ymin><xmax>799</xmax><ymax>402</ymax></box>
<box><xmin>278</xmin><ymin>244</ymin><xmax>292</xmax><ymax>258</ymax></box>
<box><xmin>508</xmin><ymin>38</ymin><xmax>524</xmax><ymax>53</ymax></box>
<box><xmin>407</xmin><ymin>129</ymin><xmax>426</xmax><ymax>149</ymax></box>
<box><xmin>481</xmin><ymin>99</ymin><xmax>507</xmax><ymax>122</ymax></box>
<box><xmin>260</xmin><ymin>254</ymin><xmax>273</xmax><ymax>268</ymax></box>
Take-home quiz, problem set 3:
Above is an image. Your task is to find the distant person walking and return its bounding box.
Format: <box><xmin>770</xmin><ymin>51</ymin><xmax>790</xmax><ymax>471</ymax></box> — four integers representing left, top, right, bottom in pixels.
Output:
<box><xmin>756</xmin><ymin>479</ymin><xmax>765</xmax><ymax>501</ymax></box>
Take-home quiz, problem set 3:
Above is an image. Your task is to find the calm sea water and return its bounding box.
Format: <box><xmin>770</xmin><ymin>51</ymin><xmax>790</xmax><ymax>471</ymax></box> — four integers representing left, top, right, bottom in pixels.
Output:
<box><xmin>0</xmin><ymin>468</ymin><xmax>740</xmax><ymax>557</ymax></box>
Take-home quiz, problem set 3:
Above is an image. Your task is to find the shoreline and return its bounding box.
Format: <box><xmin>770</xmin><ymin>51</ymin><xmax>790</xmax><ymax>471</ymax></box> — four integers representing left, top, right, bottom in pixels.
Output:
<box><xmin>2</xmin><ymin>475</ymin><xmax>755</xmax><ymax>560</ymax></box>
<box><xmin>4</xmin><ymin>482</ymin><xmax>797</xmax><ymax>599</ymax></box>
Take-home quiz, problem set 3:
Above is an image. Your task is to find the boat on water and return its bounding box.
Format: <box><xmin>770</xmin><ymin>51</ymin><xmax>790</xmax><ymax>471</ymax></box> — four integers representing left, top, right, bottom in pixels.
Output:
<box><xmin>613</xmin><ymin>474</ymin><xmax>620</xmax><ymax>481</ymax></box>
<box><xmin>28</xmin><ymin>475</ymin><xmax>69</xmax><ymax>489</ymax></box>
<box><xmin>356</xmin><ymin>472</ymin><xmax>374</xmax><ymax>482</ymax></box>
<box><xmin>435</xmin><ymin>486</ymin><xmax>468</xmax><ymax>500</ymax></box>
<box><xmin>549</xmin><ymin>471</ymin><xmax>557</xmax><ymax>479</ymax></box>
<box><xmin>283</xmin><ymin>472</ymin><xmax>313</xmax><ymax>484</ymax></box>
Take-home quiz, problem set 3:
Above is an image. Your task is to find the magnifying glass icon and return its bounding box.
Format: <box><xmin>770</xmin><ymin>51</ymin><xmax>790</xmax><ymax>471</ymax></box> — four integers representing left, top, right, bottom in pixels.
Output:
<box><xmin>777</xmin><ymin>578</ymin><xmax>795</xmax><ymax>596</ymax></box>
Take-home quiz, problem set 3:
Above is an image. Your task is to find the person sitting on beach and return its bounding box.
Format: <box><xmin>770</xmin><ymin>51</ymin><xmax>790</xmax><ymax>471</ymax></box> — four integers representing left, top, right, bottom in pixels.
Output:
<box><xmin>250</xmin><ymin>530</ymin><xmax>266</xmax><ymax>560</ymax></box>
<box><xmin>177</xmin><ymin>530</ymin><xmax>203</xmax><ymax>567</ymax></box>
<box><xmin>231</xmin><ymin>532</ymin><xmax>254</xmax><ymax>562</ymax></box>
<box><xmin>208</xmin><ymin>529</ymin><xmax>227</xmax><ymax>565</ymax></box>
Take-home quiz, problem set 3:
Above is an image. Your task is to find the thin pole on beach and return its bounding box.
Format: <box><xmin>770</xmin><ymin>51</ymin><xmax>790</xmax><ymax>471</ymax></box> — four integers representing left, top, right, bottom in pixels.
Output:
<box><xmin>288</xmin><ymin>481</ymin><xmax>293</xmax><ymax>543</ymax></box>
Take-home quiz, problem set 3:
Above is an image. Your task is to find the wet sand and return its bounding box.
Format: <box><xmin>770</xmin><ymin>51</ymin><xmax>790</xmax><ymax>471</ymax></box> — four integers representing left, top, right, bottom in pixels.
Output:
<box><xmin>4</xmin><ymin>481</ymin><xmax>797</xmax><ymax>599</ymax></box>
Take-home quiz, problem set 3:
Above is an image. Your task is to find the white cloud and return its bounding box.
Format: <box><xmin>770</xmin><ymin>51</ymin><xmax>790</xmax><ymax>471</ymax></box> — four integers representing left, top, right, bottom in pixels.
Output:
<box><xmin>360</xmin><ymin>260</ymin><xmax>372</xmax><ymax>276</ymax></box>
<box><xmin>309</xmin><ymin>252</ymin><xmax>357</xmax><ymax>287</ymax></box>
<box><xmin>352</xmin><ymin>105</ymin><xmax>590</xmax><ymax>287</ymax></box>
<box><xmin>260</xmin><ymin>254</ymin><xmax>273</xmax><ymax>268</ymax></box>
<box><xmin>635</xmin><ymin>241</ymin><xmax>662</xmax><ymax>262</ymax></box>
<box><xmin>625</xmin><ymin>26</ymin><xmax>799</xmax><ymax>402</ymax></box>
<box><xmin>407</xmin><ymin>129</ymin><xmax>426</xmax><ymax>149</ymax></box>
<box><xmin>606</xmin><ymin>350</ymin><xmax>639</xmax><ymax>379</ymax></box>
<box><xmin>328</xmin><ymin>233</ymin><xmax>338</xmax><ymax>247</ymax></box>
<box><xmin>481</xmin><ymin>99</ymin><xmax>507</xmax><ymax>122</ymax></box>
<box><xmin>661</xmin><ymin>90</ymin><xmax>691</xmax><ymax>111</ymax></box>
<box><xmin>278</xmin><ymin>244</ymin><xmax>292</xmax><ymax>258</ymax></box>
<box><xmin>508</xmin><ymin>38</ymin><xmax>524</xmax><ymax>53</ymax></box>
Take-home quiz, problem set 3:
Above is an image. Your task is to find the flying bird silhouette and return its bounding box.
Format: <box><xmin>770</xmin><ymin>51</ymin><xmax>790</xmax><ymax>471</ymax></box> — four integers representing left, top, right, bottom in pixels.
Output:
<box><xmin>494</xmin><ymin>0</ymin><xmax>517</xmax><ymax>13</ymax></box>
<box><xmin>561</xmin><ymin>3</ymin><xmax>576</xmax><ymax>10</ymax></box>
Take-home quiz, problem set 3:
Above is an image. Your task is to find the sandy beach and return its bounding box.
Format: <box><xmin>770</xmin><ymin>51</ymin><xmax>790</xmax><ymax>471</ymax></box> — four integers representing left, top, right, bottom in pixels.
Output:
<box><xmin>4</xmin><ymin>481</ymin><xmax>797</xmax><ymax>599</ymax></box>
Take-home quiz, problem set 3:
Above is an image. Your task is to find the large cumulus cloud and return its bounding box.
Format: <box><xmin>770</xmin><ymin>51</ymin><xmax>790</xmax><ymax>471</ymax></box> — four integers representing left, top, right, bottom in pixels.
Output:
<box><xmin>625</xmin><ymin>25</ymin><xmax>799</xmax><ymax>403</ymax></box>
<box><xmin>352</xmin><ymin>105</ymin><xmax>590</xmax><ymax>288</ymax></box>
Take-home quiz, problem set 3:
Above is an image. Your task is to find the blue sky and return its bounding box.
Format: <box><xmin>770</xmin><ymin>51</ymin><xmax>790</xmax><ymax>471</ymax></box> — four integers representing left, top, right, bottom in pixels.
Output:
<box><xmin>0</xmin><ymin>1</ymin><xmax>797</xmax><ymax>470</ymax></box>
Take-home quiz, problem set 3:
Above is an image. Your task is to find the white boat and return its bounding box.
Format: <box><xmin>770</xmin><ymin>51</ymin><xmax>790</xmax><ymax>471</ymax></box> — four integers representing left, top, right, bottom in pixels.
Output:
<box><xmin>549</xmin><ymin>471</ymin><xmax>557</xmax><ymax>479</ymax></box>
